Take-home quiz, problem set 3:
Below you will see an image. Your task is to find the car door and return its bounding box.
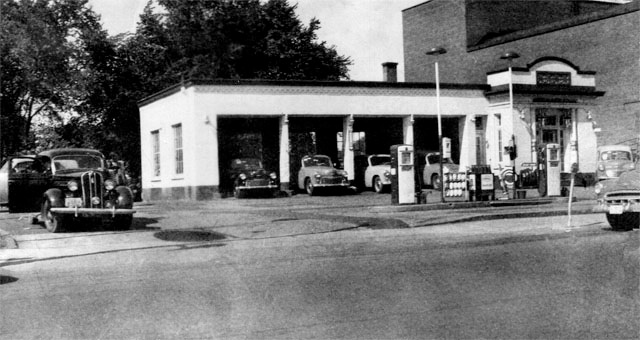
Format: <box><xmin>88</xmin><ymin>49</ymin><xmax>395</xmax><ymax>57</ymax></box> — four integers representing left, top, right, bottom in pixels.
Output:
<box><xmin>0</xmin><ymin>156</ymin><xmax>49</xmax><ymax>212</ymax></box>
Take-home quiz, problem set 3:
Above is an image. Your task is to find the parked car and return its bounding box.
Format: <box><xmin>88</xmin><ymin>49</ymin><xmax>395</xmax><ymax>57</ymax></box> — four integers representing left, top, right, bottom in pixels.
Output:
<box><xmin>297</xmin><ymin>155</ymin><xmax>349</xmax><ymax>196</ymax></box>
<box><xmin>596</xmin><ymin>145</ymin><xmax>636</xmax><ymax>181</ymax></box>
<box><xmin>355</xmin><ymin>154</ymin><xmax>391</xmax><ymax>193</ymax></box>
<box><xmin>0</xmin><ymin>148</ymin><xmax>135</xmax><ymax>232</ymax></box>
<box><xmin>229</xmin><ymin>158</ymin><xmax>279</xmax><ymax>198</ymax></box>
<box><xmin>422</xmin><ymin>152</ymin><xmax>459</xmax><ymax>190</ymax></box>
<box><xmin>593</xmin><ymin>168</ymin><xmax>640</xmax><ymax>231</ymax></box>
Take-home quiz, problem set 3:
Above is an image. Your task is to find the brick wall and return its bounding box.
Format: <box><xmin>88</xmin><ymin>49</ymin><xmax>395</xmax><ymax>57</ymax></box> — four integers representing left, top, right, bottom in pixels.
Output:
<box><xmin>403</xmin><ymin>0</ymin><xmax>640</xmax><ymax>147</ymax></box>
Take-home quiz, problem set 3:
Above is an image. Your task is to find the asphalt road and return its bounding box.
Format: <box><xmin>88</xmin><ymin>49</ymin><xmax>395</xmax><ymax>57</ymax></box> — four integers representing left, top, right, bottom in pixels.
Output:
<box><xmin>1</xmin><ymin>212</ymin><xmax>638</xmax><ymax>339</ymax></box>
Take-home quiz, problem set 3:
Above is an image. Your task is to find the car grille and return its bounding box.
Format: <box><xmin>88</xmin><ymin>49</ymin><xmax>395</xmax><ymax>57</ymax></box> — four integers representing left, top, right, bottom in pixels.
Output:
<box><xmin>245</xmin><ymin>179</ymin><xmax>270</xmax><ymax>187</ymax></box>
<box><xmin>604</xmin><ymin>191</ymin><xmax>640</xmax><ymax>204</ymax></box>
<box><xmin>81</xmin><ymin>171</ymin><xmax>104</xmax><ymax>208</ymax></box>
<box><xmin>320</xmin><ymin>177</ymin><xmax>345</xmax><ymax>185</ymax></box>
<box><xmin>605</xmin><ymin>170</ymin><xmax>622</xmax><ymax>178</ymax></box>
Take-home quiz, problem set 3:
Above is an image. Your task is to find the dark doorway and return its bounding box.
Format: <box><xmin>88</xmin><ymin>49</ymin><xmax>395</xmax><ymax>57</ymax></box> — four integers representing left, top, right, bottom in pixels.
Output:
<box><xmin>217</xmin><ymin>117</ymin><xmax>280</xmax><ymax>195</ymax></box>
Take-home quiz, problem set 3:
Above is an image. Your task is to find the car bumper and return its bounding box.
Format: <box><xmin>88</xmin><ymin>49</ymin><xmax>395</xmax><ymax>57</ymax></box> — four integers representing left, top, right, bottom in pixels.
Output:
<box><xmin>313</xmin><ymin>183</ymin><xmax>350</xmax><ymax>188</ymax></box>
<box><xmin>51</xmin><ymin>207</ymin><xmax>136</xmax><ymax>217</ymax></box>
<box><xmin>593</xmin><ymin>201</ymin><xmax>640</xmax><ymax>214</ymax></box>
<box><xmin>236</xmin><ymin>184</ymin><xmax>279</xmax><ymax>191</ymax></box>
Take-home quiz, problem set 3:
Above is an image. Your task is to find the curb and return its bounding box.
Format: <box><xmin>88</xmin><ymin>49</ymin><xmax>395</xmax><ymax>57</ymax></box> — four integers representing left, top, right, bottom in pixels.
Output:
<box><xmin>411</xmin><ymin>207</ymin><xmax>596</xmax><ymax>227</ymax></box>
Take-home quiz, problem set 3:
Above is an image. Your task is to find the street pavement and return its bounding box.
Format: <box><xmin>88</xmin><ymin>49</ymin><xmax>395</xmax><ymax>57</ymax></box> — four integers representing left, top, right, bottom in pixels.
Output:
<box><xmin>0</xmin><ymin>186</ymin><xmax>603</xmax><ymax>254</ymax></box>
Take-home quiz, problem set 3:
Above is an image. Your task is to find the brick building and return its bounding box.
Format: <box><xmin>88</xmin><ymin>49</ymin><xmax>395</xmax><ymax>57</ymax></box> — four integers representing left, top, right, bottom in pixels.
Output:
<box><xmin>403</xmin><ymin>0</ymin><xmax>639</xmax><ymax>150</ymax></box>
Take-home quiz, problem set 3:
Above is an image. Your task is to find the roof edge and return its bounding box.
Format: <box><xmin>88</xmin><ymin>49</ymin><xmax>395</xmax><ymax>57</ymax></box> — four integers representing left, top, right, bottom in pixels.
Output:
<box><xmin>138</xmin><ymin>78</ymin><xmax>490</xmax><ymax>107</ymax></box>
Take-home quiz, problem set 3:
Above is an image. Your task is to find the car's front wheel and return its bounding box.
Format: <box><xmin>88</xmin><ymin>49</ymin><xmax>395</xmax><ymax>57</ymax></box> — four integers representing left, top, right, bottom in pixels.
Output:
<box><xmin>305</xmin><ymin>178</ymin><xmax>315</xmax><ymax>196</ymax></box>
<box><xmin>43</xmin><ymin>200</ymin><xmax>65</xmax><ymax>233</ymax></box>
<box><xmin>606</xmin><ymin>212</ymin><xmax>639</xmax><ymax>231</ymax></box>
<box><xmin>373</xmin><ymin>176</ymin><xmax>384</xmax><ymax>193</ymax></box>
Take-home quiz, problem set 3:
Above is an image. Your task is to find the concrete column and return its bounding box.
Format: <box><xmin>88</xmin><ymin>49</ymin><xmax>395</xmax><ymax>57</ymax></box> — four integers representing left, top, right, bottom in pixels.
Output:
<box><xmin>342</xmin><ymin>115</ymin><xmax>355</xmax><ymax>181</ymax></box>
<box><xmin>402</xmin><ymin>115</ymin><xmax>414</xmax><ymax>146</ymax></box>
<box><xmin>279</xmin><ymin>115</ymin><xmax>290</xmax><ymax>191</ymax></box>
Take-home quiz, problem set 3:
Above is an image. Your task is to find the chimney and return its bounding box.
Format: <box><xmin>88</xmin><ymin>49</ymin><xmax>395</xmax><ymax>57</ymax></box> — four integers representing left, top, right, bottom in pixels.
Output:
<box><xmin>382</xmin><ymin>62</ymin><xmax>398</xmax><ymax>82</ymax></box>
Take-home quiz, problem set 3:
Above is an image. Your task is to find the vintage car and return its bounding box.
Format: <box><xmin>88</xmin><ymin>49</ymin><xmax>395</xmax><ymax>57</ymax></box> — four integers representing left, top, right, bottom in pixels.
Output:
<box><xmin>422</xmin><ymin>152</ymin><xmax>459</xmax><ymax>190</ymax></box>
<box><xmin>297</xmin><ymin>155</ymin><xmax>349</xmax><ymax>195</ymax></box>
<box><xmin>0</xmin><ymin>148</ymin><xmax>135</xmax><ymax>232</ymax></box>
<box><xmin>355</xmin><ymin>154</ymin><xmax>391</xmax><ymax>193</ymax></box>
<box><xmin>229</xmin><ymin>158</ymin><xmax>279</xmax><ymax>198</ymax></box>
<box><xmin>596</xmin><ymin>145</ymin><xmax>635</xmax><ymax>181</ymax></box>
<box><xmin>593</xmin><ymin>168</ymin><xmax>640</xmax><ymax>231</ymax></box>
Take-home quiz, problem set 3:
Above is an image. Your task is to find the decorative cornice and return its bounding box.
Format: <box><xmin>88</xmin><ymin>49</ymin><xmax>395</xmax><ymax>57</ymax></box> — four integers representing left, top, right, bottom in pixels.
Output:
<box><xmin>485</xmin><ymin>84</ymin><xmax>606</xmax><ymax>97</ymax></box>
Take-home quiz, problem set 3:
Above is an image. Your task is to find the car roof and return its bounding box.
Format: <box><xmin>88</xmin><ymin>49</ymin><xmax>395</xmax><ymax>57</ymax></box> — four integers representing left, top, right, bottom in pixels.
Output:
<box><xmin>597</xmin><ymin>145</ymin><xmax>632</xmax><ymax>152</ymax></box>
<box><xmin>37</xmin><ymin>148</ymin><xmax>105</xmax><ymax>158</ymax></box>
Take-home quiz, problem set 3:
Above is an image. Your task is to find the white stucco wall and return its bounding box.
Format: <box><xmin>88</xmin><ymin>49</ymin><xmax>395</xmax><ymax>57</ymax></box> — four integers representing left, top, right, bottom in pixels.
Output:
<box><xmin>139</xmin><ymin>87</ymin><xmax>195</xmax><ymax>192</ymax></box>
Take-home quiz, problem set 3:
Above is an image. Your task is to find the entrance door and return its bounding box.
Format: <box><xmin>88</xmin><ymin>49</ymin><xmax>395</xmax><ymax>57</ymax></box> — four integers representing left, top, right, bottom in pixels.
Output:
<box><xmin>535</xmin><ymin>108</ymin><xmax>570</xmax><ymax>171</ymax></box>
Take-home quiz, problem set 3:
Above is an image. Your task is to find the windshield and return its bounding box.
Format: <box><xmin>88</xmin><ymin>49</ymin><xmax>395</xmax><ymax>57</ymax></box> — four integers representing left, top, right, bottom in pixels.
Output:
<box><xmin>370</xmin><ymin>156</ymin><xmax>391</xmax><ymax>166</ymax></box>
<box><xmin>231</xmin><ymin>158</ymin><xmax>262</xmax><ymax>170</ymax></box>
<box><xmin>303</xmin><ymin>156</ymin><xmax>332</xmax><ymax>167</ymax></box>
<box><xmin>600</xmin><ymin>151</ymin><xmax>631</xmax><ymax>161</ymax></box>
<box><xmin>52</xmin><ymin>155</ymin><xmax>104</xmax><ymax>173</ymax></box>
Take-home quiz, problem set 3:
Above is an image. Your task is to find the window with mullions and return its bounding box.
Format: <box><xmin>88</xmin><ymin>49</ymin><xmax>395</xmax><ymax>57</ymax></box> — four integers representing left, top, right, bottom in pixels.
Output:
<box><xmin>152</xmin><ymin>130</ymin><xmax>160</xmax><ymax>177</ymax></box>
<box><xmin>173</xmin><ymin>124</ymin><xmax>183</xmax><ymax>175</ymax></box>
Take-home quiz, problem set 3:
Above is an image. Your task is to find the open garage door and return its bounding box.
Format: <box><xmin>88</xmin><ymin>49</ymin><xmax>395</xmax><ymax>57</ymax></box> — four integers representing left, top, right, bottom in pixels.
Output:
<box><xmin>414</xmin><ymin>117</ymin><xmax>461</xmax><ymax>187</ymax></box>
<box><xmin>288</xmin><ymin>117</ymin><xmax>343</xmax><ymax>190</ymax></box>
<box><xmin>217</xmin><ymin>117</ymin><xmax>279</xmax><ymax>195</ymax></box>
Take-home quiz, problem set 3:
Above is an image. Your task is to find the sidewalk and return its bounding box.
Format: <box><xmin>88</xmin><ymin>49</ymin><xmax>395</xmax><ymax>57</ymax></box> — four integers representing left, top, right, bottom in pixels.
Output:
<box><xmin>0</xmin><ymin>187</ymin><xmax>601</xmax><ymax>250</ymax></box>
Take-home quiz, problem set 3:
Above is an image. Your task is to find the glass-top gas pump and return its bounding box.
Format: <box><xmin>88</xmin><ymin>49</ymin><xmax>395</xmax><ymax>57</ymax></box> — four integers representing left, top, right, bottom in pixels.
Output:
<box><xmin>390</xmin><ymin>144</ymin><xmax>415</xmax><ymax>204</ymax></box>
<box><xmin>539</xmin><ymin>143</ymin><xmax>562</xmax><ymax>196</ymax></box>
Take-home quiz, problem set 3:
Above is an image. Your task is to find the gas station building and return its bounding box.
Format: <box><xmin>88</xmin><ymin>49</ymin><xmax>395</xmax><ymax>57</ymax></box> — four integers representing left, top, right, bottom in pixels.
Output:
<box><xmin>138</xmin><ymin>0</ymin><xmax>637</xmax><ymax>201</ymax></box>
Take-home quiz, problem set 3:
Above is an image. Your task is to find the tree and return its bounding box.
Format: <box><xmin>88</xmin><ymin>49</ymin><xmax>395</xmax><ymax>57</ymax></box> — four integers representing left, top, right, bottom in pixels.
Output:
<box><xmin>0</xmin><ymin>0</ymin><xmax>105</xmax><ymax>156</ymax></box>
<box><xmin>149</xmin><ymin>0</ymin><xmax>351</xmax><ymax>81</ymax></box>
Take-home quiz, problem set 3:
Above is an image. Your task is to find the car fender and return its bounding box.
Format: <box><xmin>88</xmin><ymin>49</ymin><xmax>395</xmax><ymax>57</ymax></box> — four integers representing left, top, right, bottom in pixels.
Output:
<box><xmin>115</xmin><ymin>186</ymin><xmax>134</xmax><ymax>209</ymax></box>
<box><xmin>43</xmin><ymin>188</ymin><xmax>65</xmax><ymax>208</ymax></box>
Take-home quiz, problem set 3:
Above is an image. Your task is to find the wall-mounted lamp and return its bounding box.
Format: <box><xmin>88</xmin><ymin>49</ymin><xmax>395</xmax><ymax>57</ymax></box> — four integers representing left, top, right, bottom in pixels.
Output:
<box><xmin>204</xmin><ymin>115</ymin><xmax>211</xmax><ymax>125</ymax></box>
<box><xmin>469</xmin><ymin>115</ymin><xmax>476</xmax><ymax>122</ymax></box>
<box><xmin>586</xmin><ymin>111</ymin><xmax>593</xmax><ymax>120</ymax></box>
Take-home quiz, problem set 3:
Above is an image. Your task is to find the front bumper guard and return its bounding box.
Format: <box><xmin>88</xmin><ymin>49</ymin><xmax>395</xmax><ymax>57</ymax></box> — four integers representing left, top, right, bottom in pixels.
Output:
<box><xmin>236</xmin><ymin>184</ymin><xmax>279</xmax><ymax>191</ymax></box>
<box><xmin>51</xmin><ymin>207</ymin><xmax>136</xmax><ymax>218</ymax></box>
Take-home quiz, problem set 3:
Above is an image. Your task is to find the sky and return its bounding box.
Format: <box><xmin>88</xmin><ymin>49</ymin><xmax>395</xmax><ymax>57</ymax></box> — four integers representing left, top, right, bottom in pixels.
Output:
<box><xmin>86</xmin><ymin>0</ymin><xmax>426</xmax><ymax>82</ymax></box>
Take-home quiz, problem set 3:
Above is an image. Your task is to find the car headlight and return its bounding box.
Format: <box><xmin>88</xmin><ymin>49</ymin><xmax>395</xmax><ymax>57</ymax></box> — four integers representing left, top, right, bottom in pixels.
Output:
<box><xmin>338</xmin><ymin>170</ymin><xmax>348</xmax><ymax>177</ymax></box>
<box><xmin>239</xmin><ymin>173</ymin><xmax>247</xmax><ymax>180</ymax></box>
<box><xmin>67</xmin><ymin>180</ymin><xmax>79</xmax><ymax>192</ymax></box>
<box><xmin>628</xmin><ymin>163</ymin><xmax>636</xmax><ymax>170</ymax></box>
<box><xmin>384</xmin><ymin>170</ymin><xmax>390</xmax><ymax>178</ymax></box>
<box><xmin>270</xmin><ymin>172</ymin><xmax>277</xmax><ymax>180</ymax></box>
<box><xmin>594</xmin><ymin>182</ymin><xmax>603</xmax><ymax>195</ymax></box>
<box><xmin>314</xmin><ymin>173</ymin><xmax>321</xmax><ymax>179</ymax></box>
<box><xmin>104</xmin><ymin>180</ymin><xmax>115</xmax><ymax>190</ymax></box>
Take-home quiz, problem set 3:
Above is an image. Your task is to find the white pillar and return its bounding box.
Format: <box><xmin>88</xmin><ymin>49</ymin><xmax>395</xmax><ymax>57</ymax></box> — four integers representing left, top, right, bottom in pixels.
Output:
<box><xmin>570</xmin><ymin>108</ymin><xmax>579</xmax><ymax>169</ymax></box>
<box><xmin>342</xmin><ymin>115</ymin><xmax>355</xmax><ymax>181</ymax></box>
<box><xmin>279</xmin><ymin>115</ymin><xmax>290</xmax><ymax>191</ymax></box>
<box><xmin>403</xmin><ymin>115</ymin><xmax>414</xmax><ymax>146</ymax></box>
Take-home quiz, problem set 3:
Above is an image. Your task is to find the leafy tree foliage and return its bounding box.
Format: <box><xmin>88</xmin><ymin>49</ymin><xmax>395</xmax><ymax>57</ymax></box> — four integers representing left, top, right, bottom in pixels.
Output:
<box><xmin>139</xmin><ymin>0</ymin><xmax>351</xmax><ymax>82</ymax></box>
<box><xmin>0</xmin><ymin>0</ymin><xmax>105</xmax><ymax>156</ymax></box>
<box><xmin>1</xmin><ymin>0</ymin><xmax>351</xmax><ymax>180</ymax></box>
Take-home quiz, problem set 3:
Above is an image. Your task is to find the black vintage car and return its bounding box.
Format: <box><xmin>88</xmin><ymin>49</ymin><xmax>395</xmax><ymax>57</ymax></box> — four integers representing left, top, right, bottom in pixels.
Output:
<box><xmin>0</xmin><ymin>148</ymin><xmax>135</xmax><ymax>232</ymax></box>
<box><xmin>229</xmin><ymin>158</ymin><xmax>279</xmax><ymax>198</ymax></box>
<box><xmin>593</xmin><ymin>168</ymin><xmax>640</xmax><ymax>231</ymax></box>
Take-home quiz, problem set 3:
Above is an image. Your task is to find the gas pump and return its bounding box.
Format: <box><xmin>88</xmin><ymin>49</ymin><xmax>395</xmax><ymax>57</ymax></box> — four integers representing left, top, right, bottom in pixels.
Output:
<box><xmin>544</xmin><ymin>143</ymin><xmax>561</xmax><ymax>196</ymax></box>
<box><xmin>390</xmin><ymin>144</ymin><xmax>415</xmax><ymax>204</ymax></box>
